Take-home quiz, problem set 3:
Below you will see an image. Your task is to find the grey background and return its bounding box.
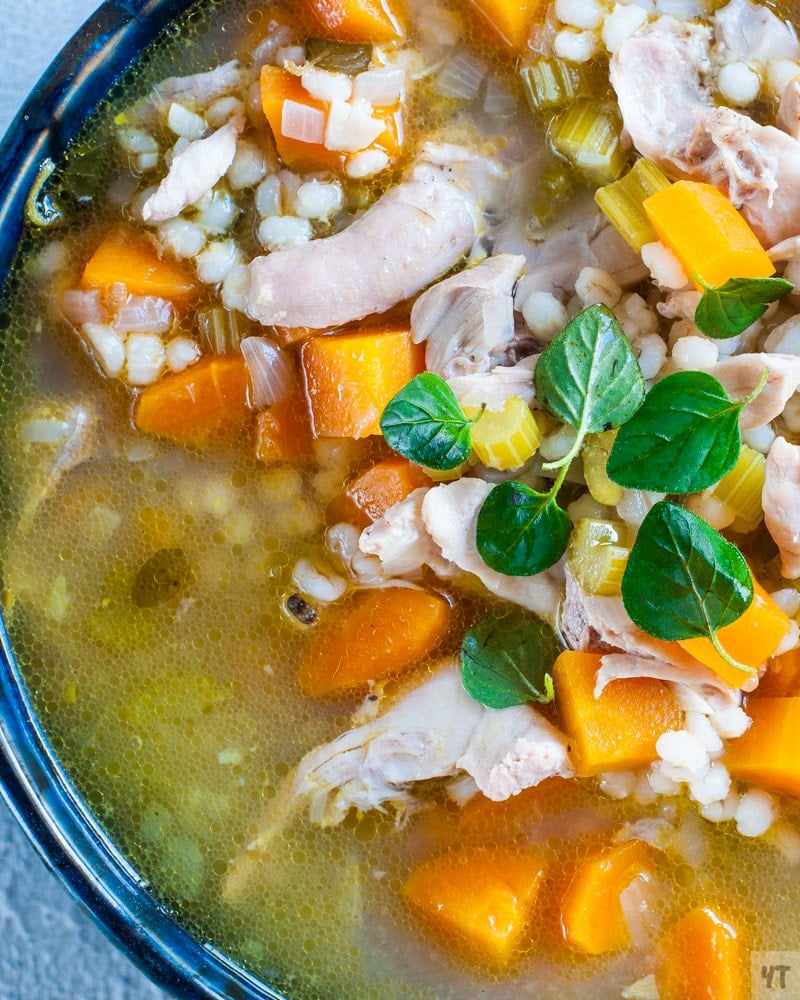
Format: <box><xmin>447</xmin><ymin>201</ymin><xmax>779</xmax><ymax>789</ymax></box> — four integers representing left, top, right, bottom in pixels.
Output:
<box><xmin>0</xmin><ymin>2</ymin><xmax>171</xmax><ymax>998</ymax></box>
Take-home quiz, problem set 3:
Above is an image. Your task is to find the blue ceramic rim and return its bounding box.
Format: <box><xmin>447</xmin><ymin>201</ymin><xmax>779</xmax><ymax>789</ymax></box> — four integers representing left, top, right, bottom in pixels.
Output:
<box><xmin>0</xmin><ymin>3</ymin><xmax>286</xmax><ymax>998</ymax></box>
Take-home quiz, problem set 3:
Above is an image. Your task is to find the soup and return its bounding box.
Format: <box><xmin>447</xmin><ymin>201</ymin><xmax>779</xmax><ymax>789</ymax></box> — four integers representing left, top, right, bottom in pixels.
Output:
<box><xmin>2</xmin><ymin>0</ymin><xmax>800</xmax><ymax>995</ymax></box>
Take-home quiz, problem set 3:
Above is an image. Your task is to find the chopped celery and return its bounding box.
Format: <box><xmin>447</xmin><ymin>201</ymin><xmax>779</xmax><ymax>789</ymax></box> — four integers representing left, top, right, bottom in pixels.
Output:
<box><xmin>465</xmin><ymin>396</ymin><xmax>543</xmax><ymax>471</ymax></box>
<box><xmin>595</xmin><ymin>158</ymin><xmax>672</xmax><ymax>252</ymax></box>
<box><xmin>520</xmin><ymin>58</ymin><xmax>583</xmax><ymax>114</ymax></box>
<box><xmin>709</xmin><ymin>444</ymin><xmax>765</xmax><ymax>533</ymax></box>
<box><xmin>582</xmin><ymin>430</ymin><xmax>624</xmax><ymax>506</ymax></box>
<box><xmin>551</xmin><ymin>99</ymin><xmax>628</xmax><ymax>186</ymax></box>
<box><xmin>306</xmin><ymin>38</ymin><xmax>373</xmax><ymax>74</ymax></box>
<box><xmin>569</xmin><ymin>517</ymin><xmax>631</xmax><ymax>596</ymax></box>
<box><xmin>197</xmin><ymin>307</ymin><xmax>252</xmax><ymax>354</ymax></box>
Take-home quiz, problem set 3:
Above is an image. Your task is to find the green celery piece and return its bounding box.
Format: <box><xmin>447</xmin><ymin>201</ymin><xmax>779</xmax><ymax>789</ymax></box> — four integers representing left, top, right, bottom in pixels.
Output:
<box><xmin>595</xmin><ymin>158</ymin><xmax>671</xmax><ymax>252</ymax></box>
<box><xmin>552</xmin><ymin>99</ymin><xmax>628</xmax><ymax>186</ymax></box>
<box><xmin>520</xmin><ymin>58</ymin><xmax>582</xmax><ymax>113</ymax></box>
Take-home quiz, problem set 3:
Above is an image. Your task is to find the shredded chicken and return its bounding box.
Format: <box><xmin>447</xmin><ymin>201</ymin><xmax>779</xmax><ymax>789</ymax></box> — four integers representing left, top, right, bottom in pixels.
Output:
<box><xmin>244</xmin><ymin>146</ymin><xmax>494</xmax><ymax>329</ymax></box>
<box><xmin>154</xmin><ymin>60</ymin><xmax>247</xmax><ymax>107</ymax></box>
<box><xmin>778</xmin><ymin>74</ymin><xmax>800</xmax><ymax>140</ymax></box>
<box><xmin>713</xmin><ymin>0</ymin><xmax>799</xmax><ymax>64</ymax></box>
<box><xmin>223</xmin><ymin>660</ymin><xmax>573</xmax><ymax>899</ymax></box>
<box><xmin>611</xmin><ymin>16</ymin><xmax>800</xmax><ymax>245</ymax></box>
<box><xmin>764</xmin><ymin>435</ymin><xmax>800</xmax><ymax>578</ymax></box>
<box><xmin>360</xmin><ymin>479</ymin><xmax>562</xmax><ymax>617</ymax></box>
<box><xmin>447</xmin><ymin>355</ymin><xmax>537</xmax><ymax>410</ymax></box>
<box><xmin>696</xmin><ymin>353</ymin><xmax>800</xmax><ymax>429</ymax></box>
<box><xmin>141</xmin><ymin>115</ymin><xmax>245</xmax><ymax>224</ymax></box>
<box><xmin>410</xmin><ymin>253</ymin><xmax>525</xmax><ymax>378</ymax></box>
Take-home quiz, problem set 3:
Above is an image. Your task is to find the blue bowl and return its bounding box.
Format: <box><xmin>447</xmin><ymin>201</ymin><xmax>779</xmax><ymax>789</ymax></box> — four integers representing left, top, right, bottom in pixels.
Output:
<box><xmin>0</xmin><ymin>4</ymin><xmax>285</xmax><ymax>997</ymax></box>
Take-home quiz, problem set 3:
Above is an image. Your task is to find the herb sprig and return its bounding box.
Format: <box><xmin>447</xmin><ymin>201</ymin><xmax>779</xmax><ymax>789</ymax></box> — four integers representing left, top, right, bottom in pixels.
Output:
<box><xmin>475</xmin><ymin>304</ymin><xmax>645</xmax><ymax>576</ymax></box>
<box><xmin>694</xmin><ymin>275</ymin><xmax>792</xmax><ymax>339</ymax></box>
<box><xmin>460</xmin><ymin>609</ymin><xmax>561</xmax><ymax>708</ymax></box>
<box><xmin>621</xmin><ymin>501</ymin><xmax>755</xmax><ymax>674</ymax></box>
<box><xmin>607</xmin><ymin>369</ymin><xmax>767</xmax><ymax>493</ymax></box>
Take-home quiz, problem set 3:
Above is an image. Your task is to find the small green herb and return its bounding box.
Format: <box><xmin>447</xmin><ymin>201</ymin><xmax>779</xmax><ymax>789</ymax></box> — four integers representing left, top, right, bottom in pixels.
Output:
<box><xmin>621</xmin><ymin>501</ymin><xmax>754</xmax><ymax>673</ymax></box>
<box><xmin>607</xmin><ymin>371</ymin><xmax>743</xmax><ymax>493</ymax></box>
<box><xmin>476</xmin><ymin>480</ymin><xmax>572</xmax><ymax>576</ymax></box>
<box><xmin>380</xmin><ymin>372</ymin><xmax>481</xmax><ymax>470</ymax></box>
<box><xmin>461</xmin><ymin>609</ymin><xmax>561</xmax><ymax>708</ymax></box>
<box><xmin>305</xmin><ymin>38</ymin><xmax>373</xmax><ymax>74</ymax></box>
<box><xmin>534</xmin><ymin>303</ymin><xmax>645</xmax><ymax>469</ymax></box>
<box><xmin>694</xmin><ymin>275</ymin><xmax>793</xmax><ymax>339</ymax></box>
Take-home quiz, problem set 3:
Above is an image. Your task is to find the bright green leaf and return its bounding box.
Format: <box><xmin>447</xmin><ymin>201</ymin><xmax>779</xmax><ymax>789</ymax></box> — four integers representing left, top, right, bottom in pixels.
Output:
<box><xmin>461</xmin><ymin>609</ymin><xmax>561</xmax><ymax>708</ymax></box>
<box><xmin>476</xmin><ymin>480</ymin><xmax>572</xmax><ymax>576</ymax></box>
<box><xmin>621</xmin><ymin>500</ymin><xmax>753</xmax><ymax>642</ymax></box>
<box><xmin>607</xmin><ymin>371</ymin><xmax>743</xmax><ymax>493</ymax></box>
<box><xmin>694</xmin><ymin>275</ymin><xmax>793</xmax><ymax>339</ymax></box>
<box><xmin>380</xmin><ymin>372</ymin><xmax>478</xmax><ymax>470</ymax></box>
<box><xmin>534</xmin><ymin>304</ymin><xmax>646</xmax><ymax>445</ymax></box>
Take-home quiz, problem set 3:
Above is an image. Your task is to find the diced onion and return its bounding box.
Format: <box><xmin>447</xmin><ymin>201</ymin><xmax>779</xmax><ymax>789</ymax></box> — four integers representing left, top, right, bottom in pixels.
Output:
<box><xmin>483</xmin><ymin>76</ymin><xmax>517</xmax><ymax>114</ymax></box>
<box><xmin>434</xmin><ymin>49</ymin><xmax>485</xmax><ymax>100</ymax></box>
<box><xmin>352</xmin><ymin>67</ymin><xmax>406</xmax><ymax>106</ymax></box>
<box><xmin>113</xmin><ymin>295</ymin><xmax>175</xmax><ymax>334</ymax></box>
<box><xmin>281</xmin><ymin>99</ymin><xmax>325</xmax><ymax>144</ymax></box>
<box><xmin>61</xmin><ymin>288</ymin><xmax>106</xmax><ymax>326</ymax></box>
<box><xmin>241</xmin><ymin>336</ymin><xmax>294</xmax><ymax>408</ymax></box>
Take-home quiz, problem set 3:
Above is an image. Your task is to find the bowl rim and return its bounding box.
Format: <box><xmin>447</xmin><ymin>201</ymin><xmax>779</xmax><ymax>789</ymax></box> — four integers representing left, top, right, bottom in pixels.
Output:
<box><xmin>0</xmin><ymin>3</ymin><xmax>287</xmax><ymax>998</ymax></box>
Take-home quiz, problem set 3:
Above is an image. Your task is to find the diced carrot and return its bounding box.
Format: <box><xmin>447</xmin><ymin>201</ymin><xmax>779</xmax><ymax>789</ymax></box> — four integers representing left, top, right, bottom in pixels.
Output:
<box><xmin>402</xmin><ymin>847</ymin><xmax>545</xmax><ymax>965</ymax></box>
<box><xmin>330</xmin><ymin>456</ymin><xmax>432</xmax><ymax>527</ymax></box>
<box><xmin>552</xmin><ymin>650</ymin><xmax>681</xmax><ymax>777</ymax></box>
<box><xmin>298</xmin><ymin>0</ymin><xmax>406</xmax><ymax>44</ymax></box>
<box><xmin>297</xmin><ymin>586</ymin><xmax>450</xmax><ymax>696</ymax></box>
<box><xmin>560</xmin><ymin>839</ymin><xmax>655</xmax><ymax>954</ymax></box>
<box><xmin>253</xmin><ymin>389</ymin><xmax>315</xmax><ymax>462</ymax></box>
<box><xmin>643</xmin><ymin>180</ymin><xmax>774</xmax><ymax>289</ymax></box>
<box><xmin>678</xmin><ymin>578</ymin><xmax>793</xmax><ymax>689</ymax></box>
<box><xmin>725</xmin><ymin>696</ymin><xmax>800</xmax><ymax>797</ymax></box>
<box><xmin>756</xmin><ymin>646</ymin><xmax>800</xmax><ymax>698</ymax></box>
<box><xmin>656</xmin><ymin>905</ymin><xmax>747</xmax><ymax>1000</ymax></box>
<box><xmin>80</xmin><ymin>229</ymin><xmax>197</xmax><ymax>301</ymax></box>
<box><xmin>301</xmin><ymin>326</ymin><xmax>425</xmax><ymax>438</ymax></box>
<box><xmin>466</xmin><ymin>0</ymin><xmax>546</xmax><ymax>51</ymax></box>
<box><xmin>260</xmin><ymin>65</ymin><xmax>402</xmax><ymax>174</ymax></box>
<box><xmin>133</xmin><ymin>355</ymin><xmax>252</xmax><ymax>447</ymax></box>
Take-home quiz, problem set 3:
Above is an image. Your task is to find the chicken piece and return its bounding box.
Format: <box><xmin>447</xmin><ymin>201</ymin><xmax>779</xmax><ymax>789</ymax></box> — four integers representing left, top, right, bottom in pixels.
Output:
<box><xmin>410</xmin><ymin>254</ymin><xmax>526</xmax><ymax>379</ymax></box>
<box><xmin>764</xmin><ymin>436</ymin><xmax>800</xmax><ymax>578</ymax></box>
<box><xmin>244</xmin><ymin>148</ymin><xmax>487</xmax><ymax>329</ymax></box>
<box><xmin>778</xmin><ymin>75</ymin><xmax>800</xmax><ymax>140</ymax></box>
<box><xmin>697</xmin><ymin>353</ymin><xmax>800</xmax><ymax>429</ymax></box>
<box><xmin>142</xmin><ymin>115</ymin><xmax>245</xmax><ymax>223</ymax></box>
<box><xmin>223</xmin><ymin>661</ymin><xmax>573</xmax><ymax>899</ymax></box>
<box><xmin>355</xmin><ymin>487</ymin><xmax>454</xmax><ymax>579</ymax></box>
<box><xmin>713</xmin><ymin>0</ymin><xmax>799</xmax><ymax>64</ymax></box>
<box><xmin>154</xmin><ymin>60</ymin><xmax>246</xmax><ymax>108</ymax></box>
<box><xmin>494</xmin><ymin>192</ymin><xmax>646</xmax><ymax>305</ymax></box>
<box><xmin>597</xmin><ymin>653</ymin><xmax>737</xmax><ymax>701</ymax></box>
<box><xmin>611</xmin><ymin>17</ymin><xmax>800</xmax><ymax>245</ymax></box>
<box><xmin>360</xmin><ymin>479</ymin><xmax>562</xmax><ymax>616</ymax></box>
<box><xmin>447</xmin><ymin>356</ymin><xmax>537</xmax><ymax>410</ymax></box>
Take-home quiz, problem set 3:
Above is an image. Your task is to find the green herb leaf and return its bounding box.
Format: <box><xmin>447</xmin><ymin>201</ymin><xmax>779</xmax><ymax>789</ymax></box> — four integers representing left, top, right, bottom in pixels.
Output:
<box><xmin>607</xmin><ymin>371</ymin><xmax>743</xmax><ymax>493</ymax></box>
<box><xmin>694</xmin><ymin>276</ymin><xmax>793</xmax><ymax>339</ymax></box>
<box><xmin>621</xmin><ymin>500</ymin><xmax>753</xmax><ymax>643</ymax></box>
<box><xmin>534</xmin><ymin>304</ymin><xmax>645</xmax><ymax>466</ymax></box>
<box><xmin>380</xmin><ymin>372</ymin><xmax>478</xmax><ymax>470</ymax></box>
<box><xmin>476</xmin><ymin>480</ymin><xmax>572</xmax><ymax>576</ymax></box>
<box><xmin>305</xmin><ymin>37</ymin><xmax>373</xmax><ymax>74</ymax></box>
<box><xmin>461</xmin><ymin>609</ymin><xmax>561</xmax><ymax>708</ymax></box>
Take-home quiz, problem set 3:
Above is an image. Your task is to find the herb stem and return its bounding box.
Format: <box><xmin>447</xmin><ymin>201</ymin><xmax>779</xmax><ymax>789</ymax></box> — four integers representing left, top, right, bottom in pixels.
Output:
<box><xmin>542</xmin><ymin>428</ymin><xmax>585</xmax><ymax>473</ymax></box>
<box><xmin>738</xmin><ymin>366</ymin><xmax>769</xmax><ymax>410</ymax></box>
<box><xmin>708</xmin><ymin>629</ymin><xmax>756</xmax><ymax>676</ymax></box>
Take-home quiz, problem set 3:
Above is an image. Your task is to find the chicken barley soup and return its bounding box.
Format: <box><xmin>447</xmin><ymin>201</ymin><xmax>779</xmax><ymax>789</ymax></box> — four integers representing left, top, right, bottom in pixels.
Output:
<box><xmin>3</xmin><ymin>0</ymin><xmax>800</xmax><ymax>995</ymax></box>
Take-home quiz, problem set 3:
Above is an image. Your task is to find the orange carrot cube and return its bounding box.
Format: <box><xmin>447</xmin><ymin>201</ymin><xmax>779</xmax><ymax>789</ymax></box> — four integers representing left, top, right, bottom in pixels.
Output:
<box><xmin>298</xmin><ymin>0</ymin><xmax>406</xmax><ymax>44</ymax></box>
<box><xmin>643</xmin><ymin>181</ymin><xmax>774</xmax><ymax>289</ymax></box>
<box><xmin>331</xmin><ymin>456</ymin><xmax>432</xmax><ymax>527</ymax></box>
<box><xmin>725</xmin><ymin>696</ymin><xmax>800</xmax><ymax>797</ymax></box>
<box><xmin>678</xmin><ymin>579</ymin><xmax>793</xmax><ymax>689</ymax></box>
<box><xmin>297</xmin><ymin>586</ymin><xmax>450</xmax><ymax>696</ymax></box>
<box><xmin>561</xmin><ymin>839</ymin><xmax>655</xmax><ymax>954</ymax></box>
<box><xmin>656</xmin><ymin>906</ymin><xmax>747</xmax><ymax>1000</ymax></box>
<box><xmin>402</xmin><ymin>847</ymin><xmax>544</xmax><ymax>965</ymax></box>
<box><xmin>301</xmin><ymin>326</ymin><xmax>425</xmax><ymax>438</ymax></box>
<box><xmin>253</xmin><ymin>390</ymin><xmax>315</xmax><ymax>462</ymax></box>
<box><xmin>552</xmin><ymin>650</ymin><xmax>681</xmax><ymax>777</ymax></box>
<box><xmin>80</xmin><ymin>230</ymin><xmax>197</xmax><ymax>301</ymax></box>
